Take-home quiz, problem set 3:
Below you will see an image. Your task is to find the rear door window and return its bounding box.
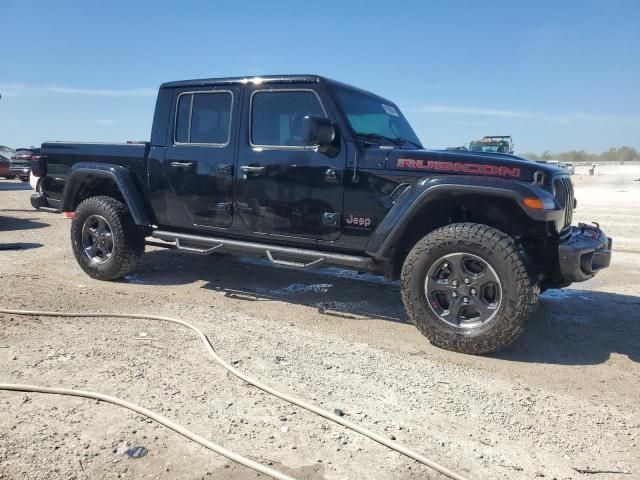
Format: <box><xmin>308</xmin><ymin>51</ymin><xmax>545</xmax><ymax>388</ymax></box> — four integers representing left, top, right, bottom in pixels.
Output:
<box><xmin>174</xmin><ymin>91</ymin><xmax>233</xmax><ymax>145</ymax></box>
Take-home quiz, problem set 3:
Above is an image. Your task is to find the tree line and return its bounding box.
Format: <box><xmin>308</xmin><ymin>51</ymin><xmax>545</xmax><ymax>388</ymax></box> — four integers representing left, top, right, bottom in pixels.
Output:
<box><xmin>521</xmin><ymin>146</ymin><xmax>640</xmax><ymax>163</ymax></box>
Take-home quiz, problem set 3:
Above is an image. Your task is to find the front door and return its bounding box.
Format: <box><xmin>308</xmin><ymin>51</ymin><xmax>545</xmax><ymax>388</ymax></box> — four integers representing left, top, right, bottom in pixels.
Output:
<box><xmin>160</xmin><ymin>86</ymin><xmax>240</xmax><ymax>229</ymax></box>
<box><xmin>236</xmin><ymin>86</ymin><xmax>345</xmax><ymax>242</ymax></box>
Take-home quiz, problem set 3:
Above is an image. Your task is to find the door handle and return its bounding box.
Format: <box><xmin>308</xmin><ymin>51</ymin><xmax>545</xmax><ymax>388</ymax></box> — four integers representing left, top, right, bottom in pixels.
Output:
<box><xmin>170</xmin><ymin>161</ymin><xmax>194</xmax><ymax>169</ymax></box>
<box><xmin>240</xmin><ymin>165</ymin><xmax>266</xmax><ymax>174</ymax></box>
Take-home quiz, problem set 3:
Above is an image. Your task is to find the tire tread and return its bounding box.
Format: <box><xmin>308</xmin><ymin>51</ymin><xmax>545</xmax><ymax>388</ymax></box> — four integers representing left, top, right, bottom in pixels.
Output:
<box><xmin>400</xmin><ymin>222</ymin><xmax>539</xmax><ymax>354</ymax></box>
<box><xmin>70</xmin><ymin>196</ymin><xmax>145</xmax><ymax>280</ymax></box>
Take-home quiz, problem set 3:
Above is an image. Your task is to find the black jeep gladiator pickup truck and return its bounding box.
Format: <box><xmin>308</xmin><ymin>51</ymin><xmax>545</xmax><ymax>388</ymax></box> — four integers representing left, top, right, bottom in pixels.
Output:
<box><xmin>31</xmin><ymin>75</ymin><xmax>612</xmax><ymax>354</ymax></box>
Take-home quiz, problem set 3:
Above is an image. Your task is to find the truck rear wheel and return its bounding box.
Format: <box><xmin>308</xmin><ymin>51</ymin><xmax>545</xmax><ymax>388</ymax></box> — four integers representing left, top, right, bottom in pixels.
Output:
<box><xmin>401</xmin><ymin>223</ymin><xmax>539</xmax><ymax>354</ymax></box>
<box><xmin>71</xmin><ymin>196</ymin><xmax>145</xmax><ymax>280</ymax></box>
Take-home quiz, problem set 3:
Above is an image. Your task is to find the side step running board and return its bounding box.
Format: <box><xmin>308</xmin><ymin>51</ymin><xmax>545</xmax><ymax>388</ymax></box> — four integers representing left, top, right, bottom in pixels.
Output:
<box><xmin>151</xmin><ymin>230</ymin><xmax>376</xmax><ymax>271</ymax></box>
<box><xmin>265</xmin><ymin>250</ymin><xmax>325</xmax><ymax>269</ymax></box>
<box><xmin>175</xmin><ymin>238</ymin><xmax>223</xmax><ymax>255</ymax></box>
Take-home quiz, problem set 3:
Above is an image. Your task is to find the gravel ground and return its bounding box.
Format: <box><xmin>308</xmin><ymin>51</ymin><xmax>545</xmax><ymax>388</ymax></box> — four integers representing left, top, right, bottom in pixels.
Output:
<box><xmin>1</xmin><ymin>167</ymin><xmax>639</xmax><ymax>480</ymax></box>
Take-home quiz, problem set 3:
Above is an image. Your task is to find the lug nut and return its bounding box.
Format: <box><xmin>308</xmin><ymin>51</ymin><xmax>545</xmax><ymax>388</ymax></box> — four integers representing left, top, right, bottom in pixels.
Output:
<box><xmin>470</xmin><ymin>288</ymin><xmax>477</xmax><ymax>295</ymax></box>
<box><xmin>452</xmin><ymin>291</ymin><xmax>458</xmax><ymax>298</ymax></box>
<box><xmin>463</xmin><ymin>297</ymin><xmax>470</xmax><ymax>304</ymax></box>
<box><xmin>464</xmin><ymin>278</ymin><xmax>470</xmax><ymax>284</ymax></box>
<box><xmin>452</xmin><ymin>280</ymin><xmax>459</xmax><ymax>287</ymax></box>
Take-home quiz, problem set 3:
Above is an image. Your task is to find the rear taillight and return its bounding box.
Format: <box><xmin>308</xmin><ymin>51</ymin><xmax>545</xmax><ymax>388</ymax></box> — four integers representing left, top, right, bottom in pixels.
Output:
<box><xmin>30</xmin><ymin>155</ymin><xmax>46</xmax><ymax>177</ymax></box>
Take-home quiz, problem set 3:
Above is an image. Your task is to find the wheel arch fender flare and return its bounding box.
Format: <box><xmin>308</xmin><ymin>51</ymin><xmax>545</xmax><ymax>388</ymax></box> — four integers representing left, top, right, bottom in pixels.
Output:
<box><xmin>365</xmin><ymin>175</ymin><xmax>559</xmax><ymax>259</ymax></box>
<box><xmin>61</xmin><ymin>162</ymin><xmax>152</xmax><ymax>226</ymax></box>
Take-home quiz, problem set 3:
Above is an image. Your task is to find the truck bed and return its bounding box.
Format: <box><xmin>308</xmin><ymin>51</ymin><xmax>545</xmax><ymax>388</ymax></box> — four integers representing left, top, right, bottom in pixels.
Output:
<box><xmin>39</xmin><ymin>142</ymin><xmax>150</xmax><ymax>204</ymax></box>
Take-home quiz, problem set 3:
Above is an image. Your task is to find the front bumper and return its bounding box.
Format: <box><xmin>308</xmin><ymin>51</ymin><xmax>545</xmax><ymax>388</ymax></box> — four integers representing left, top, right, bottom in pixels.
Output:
<box><xmin>558</xmin><ymin>223</ymin><xmax>612</xmax><ymax>283</ymax></box>
<box><xmin>10</xmin><ymin>166</ymin><xmax>30</xmax><ymax>176</ymax></box>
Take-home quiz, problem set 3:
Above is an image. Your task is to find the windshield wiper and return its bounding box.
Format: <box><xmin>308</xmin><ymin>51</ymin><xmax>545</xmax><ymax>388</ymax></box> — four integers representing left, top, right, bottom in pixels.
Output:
<box><xmin>357</xmin><ymin>132</ymin><xmax>403</xmax><ymax>147</ymax></box>
<box><xmin>357</xmin><ymin>133</ymin><xmax>421</xmax><ymax>149</ymax></box>
<box><xmin>395</xmin><ymin>137</ymin><xmax>422</xmax><ymax>149</ymax></box>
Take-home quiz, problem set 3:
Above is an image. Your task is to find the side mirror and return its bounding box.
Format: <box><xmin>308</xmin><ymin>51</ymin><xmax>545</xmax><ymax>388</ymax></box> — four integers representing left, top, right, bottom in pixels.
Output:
<box><xmin>303</xmin><ymin>116</ymin><xmax>335</xmax><ymax>149</ymax></box>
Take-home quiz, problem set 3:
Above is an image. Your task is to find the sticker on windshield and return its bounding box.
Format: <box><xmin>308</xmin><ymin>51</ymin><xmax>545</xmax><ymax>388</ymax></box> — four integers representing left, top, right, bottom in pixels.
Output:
<box><xmin>382</xmin><ymin>104</ymin><xmax>399</xmax><ymax>117</ymax></box>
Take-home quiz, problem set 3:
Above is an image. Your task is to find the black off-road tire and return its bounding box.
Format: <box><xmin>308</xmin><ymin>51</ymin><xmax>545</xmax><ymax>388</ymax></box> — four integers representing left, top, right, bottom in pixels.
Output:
<box><xmin>401</xmin><ymin>223</ymin><xmax>539</xmax><ymax>355</ymax></box>
<box><xmin>71</xmin><ymin>196</ymin><xmax>145</xmax><ymax>280</ymax></box>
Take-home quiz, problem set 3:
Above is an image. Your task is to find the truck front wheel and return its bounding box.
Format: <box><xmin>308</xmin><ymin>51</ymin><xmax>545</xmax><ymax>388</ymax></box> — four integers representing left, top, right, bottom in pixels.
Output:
<box><xmin>71</xmin><ymin>196</ymin><xmax>145</xmax><ymax>280</ymax></box>
<box><xmin>401</xmin><ymin>223</ymin><xmax>539</xmax><ymax>354</ymax></box>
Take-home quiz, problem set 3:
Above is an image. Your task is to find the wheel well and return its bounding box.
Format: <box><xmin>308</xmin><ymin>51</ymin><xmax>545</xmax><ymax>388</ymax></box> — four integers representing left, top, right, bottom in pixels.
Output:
<box><xmin>389</xmin><ymin>194</ymin><xmax>549</xmax><ymax>279</ymax></box>
<box><xmin>68</xmin><ymin>175</ymin><xmax>125</xmax><ymax>211</ymax></box>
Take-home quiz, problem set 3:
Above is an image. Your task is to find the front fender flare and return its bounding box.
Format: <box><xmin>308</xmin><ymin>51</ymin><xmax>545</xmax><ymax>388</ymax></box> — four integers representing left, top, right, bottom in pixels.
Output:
<box><xmin>61</xmin><ymin>163</ymin><xmax>152</xmax><ymax>225</ymax></box>
<box><xmin>365</xmin><ymin>175</ymin><xmax>561</xmax><ymax>259</ymax></box>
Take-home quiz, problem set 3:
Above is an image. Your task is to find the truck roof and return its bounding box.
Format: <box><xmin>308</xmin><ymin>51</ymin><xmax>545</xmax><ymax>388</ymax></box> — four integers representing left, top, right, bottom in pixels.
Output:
<box><xmin>160</xmin><ymin>74</ymin><xmax>325</xmax><ymax>89</ymax></box>
<box><xmin>159</xmin><ymin>75</ymin><xmax>391</xmax><ymax>103</ymax></box>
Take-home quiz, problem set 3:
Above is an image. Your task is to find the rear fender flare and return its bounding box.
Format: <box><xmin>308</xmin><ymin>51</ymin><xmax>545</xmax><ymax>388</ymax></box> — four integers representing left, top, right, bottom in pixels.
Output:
<box><xmin>61</xmin><ymin>163</ymin><xmax>152</xmax><ymax>225</ymax></box>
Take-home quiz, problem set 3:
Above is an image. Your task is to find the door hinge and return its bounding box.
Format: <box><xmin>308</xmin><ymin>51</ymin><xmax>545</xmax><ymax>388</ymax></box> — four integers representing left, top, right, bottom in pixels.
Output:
<box><xmin>322</xmin><ymin>212</ymin><xmax>340</xmax><ymax>228</ymax></box>
<box><xmin>218</xmin><ymin>164</ymin><xmax>234</xmax><ymax>176</ymax></box>
<box><xmin>324</xmin><ymin>168</ymin><xmax>339</xmax><ymax>183</ymax></box>
<box><xmin>215</xmin><ymin>202</ymin><xmax>232</xmax><ymax>216</ymax></box>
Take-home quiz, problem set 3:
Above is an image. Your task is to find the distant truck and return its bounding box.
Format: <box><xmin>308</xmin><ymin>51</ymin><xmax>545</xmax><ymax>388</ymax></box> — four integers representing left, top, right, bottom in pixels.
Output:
<box><xmin>10</xmin><ymin>148</ymin><xmax>37</xmax><ymax>181</ymax></box>
<box><xmin>30</xmin><ymin>75</ymin><xmax>612</xmax><ymax>354</ymax></box>
<box><xmin>561</xmin><ymin>162</ymin><xmax>575</xmax><ymax>174</ymax></box>
<box><xmin>469</xmin><ymin>136</ymin><xmax>514</xmax><ymax>154</ymax></box>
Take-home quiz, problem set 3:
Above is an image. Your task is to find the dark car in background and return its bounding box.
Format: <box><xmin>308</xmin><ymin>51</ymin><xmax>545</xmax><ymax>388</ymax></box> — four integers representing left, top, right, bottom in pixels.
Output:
<box><xmin>0</xmin><ymin>145</ymin><xmax>16</xmax><ymax>179</ymax></box>
<box><xmin>10</xmin><ymin>147</ymin><xmax>38</xmax><ymax>181</ymax></box>
<box><xmin>0</xmin><ymin>145</ymin><xmax>13</xmax><ymax>160</ymax></box>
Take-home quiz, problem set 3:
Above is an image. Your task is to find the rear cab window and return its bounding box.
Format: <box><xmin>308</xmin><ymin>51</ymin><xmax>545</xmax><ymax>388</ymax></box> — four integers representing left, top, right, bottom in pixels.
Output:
<box><xmin>174</xmin><ymin>91</ymin><xmax>233</xmax><ymax>146</ymax></box>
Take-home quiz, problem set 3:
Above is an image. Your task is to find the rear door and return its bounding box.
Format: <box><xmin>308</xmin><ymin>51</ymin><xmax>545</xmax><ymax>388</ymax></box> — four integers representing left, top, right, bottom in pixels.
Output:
<box><xmin>235</xmin><ymin>85</ymin><xmax>346</xmax><ymax>242</ymax></box>
<box><xmin>156</xmin><ymin>86</ymin><xmax>240</xmax><ymax>229</ymax></box>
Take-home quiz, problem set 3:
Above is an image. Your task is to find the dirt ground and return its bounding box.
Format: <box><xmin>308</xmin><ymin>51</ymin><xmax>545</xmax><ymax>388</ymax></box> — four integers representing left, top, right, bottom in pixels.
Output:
<box><xmin>1</xmin><ymin>166</ymin><xmax>639</xmax><ymax>480</ymax></box>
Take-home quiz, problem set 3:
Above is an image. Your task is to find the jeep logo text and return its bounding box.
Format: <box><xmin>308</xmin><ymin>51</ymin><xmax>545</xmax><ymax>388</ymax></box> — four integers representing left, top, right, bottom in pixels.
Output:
<box><xmin>345</xmin><ymin>214</ymin><xmax>371</xmax><ymax>227</ymax></box>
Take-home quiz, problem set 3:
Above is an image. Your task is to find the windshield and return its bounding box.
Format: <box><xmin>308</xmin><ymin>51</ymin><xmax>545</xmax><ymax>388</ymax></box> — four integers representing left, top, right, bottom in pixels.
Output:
<box><xmin>334</xmin><ymin>87</ymin><xmax>422</xmax><ymax>148</ymax></box>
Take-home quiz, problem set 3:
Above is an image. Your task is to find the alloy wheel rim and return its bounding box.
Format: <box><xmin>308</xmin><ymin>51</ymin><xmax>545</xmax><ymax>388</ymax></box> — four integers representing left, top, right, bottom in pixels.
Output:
<box><xmin>81</xmin><ymin>215</ymin><xmax>114</xmax><ymax>264</ymax></box>
<box><xmin>424</xmin><ymin>252</ymin><xmax>502</xmax><ymax>329</ymax></box>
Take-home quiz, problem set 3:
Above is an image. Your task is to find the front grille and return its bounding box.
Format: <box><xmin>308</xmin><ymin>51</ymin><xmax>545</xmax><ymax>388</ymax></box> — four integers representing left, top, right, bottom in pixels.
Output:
<box><xmin>553</xmin><ymin>176</ymin><xmax>574</xmax><ymax>231</ymax></box>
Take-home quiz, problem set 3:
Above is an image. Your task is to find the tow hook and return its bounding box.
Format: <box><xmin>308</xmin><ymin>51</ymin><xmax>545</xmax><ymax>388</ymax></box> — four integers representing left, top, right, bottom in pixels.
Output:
<box><xmin>579</xmin><ymin>222</ymin><xmax>600</xmax><ymax>240</ymax></box>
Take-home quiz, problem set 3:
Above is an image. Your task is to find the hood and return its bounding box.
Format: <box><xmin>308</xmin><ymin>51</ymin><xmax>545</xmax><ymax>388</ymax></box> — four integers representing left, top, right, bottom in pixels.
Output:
<box><xmin>385</xmin><ymin>148</ymin><xmax>565</xmax><ymax>182</ymax></box>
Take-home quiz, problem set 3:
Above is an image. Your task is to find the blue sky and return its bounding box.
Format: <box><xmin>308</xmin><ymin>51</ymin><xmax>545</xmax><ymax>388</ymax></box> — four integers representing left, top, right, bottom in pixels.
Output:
<box><xmin>1</xmin><ymin>0</ymin><xmax>638</xmax><ymax>153</ymax></box>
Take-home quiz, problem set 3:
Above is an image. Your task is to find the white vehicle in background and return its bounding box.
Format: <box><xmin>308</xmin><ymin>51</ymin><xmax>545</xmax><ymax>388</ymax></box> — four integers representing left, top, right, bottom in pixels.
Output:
<box><xmin>29</xmin><ymin>171</ymin><xmax>38</xmax><ymax>190</ymax></box>
<box><xmin>535</xmin><ymin>159</ymin><xmax>574</xmax><ymax>175</ymax></box>
<box><xmin>560</xmin><ymin>162</ymin><xmax>575</xmax><ymax>174</ymax></box>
